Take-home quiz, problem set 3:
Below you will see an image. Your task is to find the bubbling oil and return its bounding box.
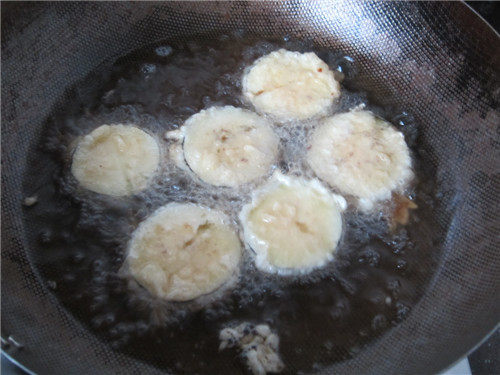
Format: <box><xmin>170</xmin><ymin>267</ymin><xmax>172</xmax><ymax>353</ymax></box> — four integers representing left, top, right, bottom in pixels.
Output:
<box><xmin>23</xmin><ymin>33</ymin><xmax>440</xmax><ymax>374</ymax></box>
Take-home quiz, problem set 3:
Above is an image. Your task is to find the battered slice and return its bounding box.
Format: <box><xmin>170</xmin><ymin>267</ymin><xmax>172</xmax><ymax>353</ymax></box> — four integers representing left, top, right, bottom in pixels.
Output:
<box><xmin>307</xmin><ymin>110</ymin><xmax>413</xmax><ymax>210</ymax></box>
<box><xmin>242</xmin><ymin>49</ymin><xmax>340</xmax><ymax>121</ymax></box>
<box><xmin>71</xmin><ymin>124</ymin><xmax>159</xmax><ymax>196</ymax></box>
<box><xmin>171</xmin><ymin>106</ymin><xmax>278</xmax><ymax>187</ymax></box>
<box><xmin>126</xmin><ymin>203</ymin><xmax>242</xmax><ymax>301</ymax></box>
<box><xmin>239</xmin><ymin>172</ymin><xmax>346</xmax><ymax>274</ymax></box>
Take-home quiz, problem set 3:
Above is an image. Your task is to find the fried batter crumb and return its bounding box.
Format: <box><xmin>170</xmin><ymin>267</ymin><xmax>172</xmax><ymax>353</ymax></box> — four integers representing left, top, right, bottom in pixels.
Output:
<box><xmin>219</xmin><ymin>322</ymin><xmax>284</xmax><ymax>375</ymax></box>
<box><xmin>23</xmin><ymin>195</ymin><xmax>38</xmax><ymax>207</ymax></box>
<box><xmin>391</xmin><ymin>194</ymin><xmax>417</xmax><ymax>228</ymax></box>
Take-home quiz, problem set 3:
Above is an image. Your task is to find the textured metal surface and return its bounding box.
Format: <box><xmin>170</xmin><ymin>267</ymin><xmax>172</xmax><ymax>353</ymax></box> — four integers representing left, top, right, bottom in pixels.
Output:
<box><xmin>1</xmin><ymin>1</ymin><xmax>499</xmax><ymax>374</ymax></box>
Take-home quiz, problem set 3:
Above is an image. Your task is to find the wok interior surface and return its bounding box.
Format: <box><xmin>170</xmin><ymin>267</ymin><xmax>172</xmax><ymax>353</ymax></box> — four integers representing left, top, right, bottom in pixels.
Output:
<box><xmin>2</xmin><ymin>2</ymin><xmax>499</xmax><ymax>374</ymax></box>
